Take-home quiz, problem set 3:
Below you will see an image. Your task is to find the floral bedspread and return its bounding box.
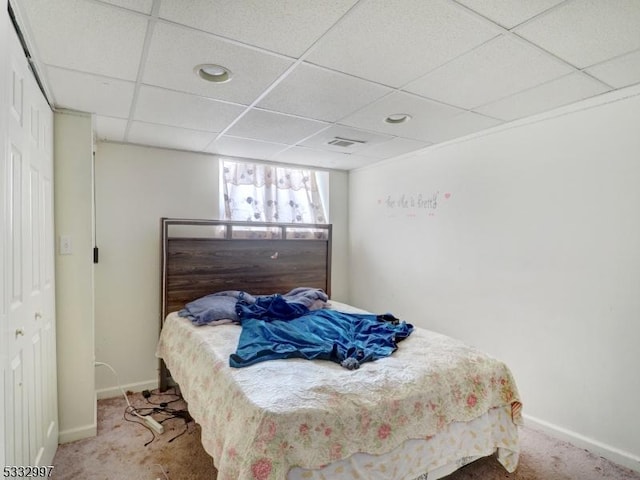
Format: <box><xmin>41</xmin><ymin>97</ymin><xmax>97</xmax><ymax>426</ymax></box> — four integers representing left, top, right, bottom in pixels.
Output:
<box><xmin>156</xmin><ymin>311</ymin><xmax>521</xmax><ymax>480</ymax></box>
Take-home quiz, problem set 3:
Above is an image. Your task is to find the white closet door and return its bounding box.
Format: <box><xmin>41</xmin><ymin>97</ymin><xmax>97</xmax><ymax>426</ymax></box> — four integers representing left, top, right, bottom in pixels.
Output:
<box><xmin>0</xmin><ymin>0</ymin><xmax>8</xmax><ymax>468</ymax></box>
<box><xmin>2</xmin><ymin>6</ymin><xmax>58</xmax><ymax>467</ymax></box>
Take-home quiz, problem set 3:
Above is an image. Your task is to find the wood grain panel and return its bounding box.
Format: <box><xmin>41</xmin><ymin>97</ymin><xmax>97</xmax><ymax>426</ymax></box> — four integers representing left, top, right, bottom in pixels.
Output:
<box><xmin>165</xmin><ymin>238</ymin><xmax>329</xmax><ymax>315</ymax></box>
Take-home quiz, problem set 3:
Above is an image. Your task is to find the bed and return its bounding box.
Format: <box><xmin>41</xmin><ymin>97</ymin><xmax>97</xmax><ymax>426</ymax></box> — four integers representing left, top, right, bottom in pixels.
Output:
<box><xmin>156</xmin><ymin>218</ymin><xmax>522</xmax><ymax>480</ymax></box>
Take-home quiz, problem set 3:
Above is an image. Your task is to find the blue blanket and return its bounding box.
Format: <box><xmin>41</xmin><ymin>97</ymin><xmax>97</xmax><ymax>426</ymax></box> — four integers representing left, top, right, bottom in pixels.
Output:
<box><xmin>179</xmin><ymin>288</ymin><xmax>328</xmax><ymax>325</ymax></box>
<box><xmin>230</xmin><ymin>296</ymin><xmax>413</xmax><ymax>369</ymax></box>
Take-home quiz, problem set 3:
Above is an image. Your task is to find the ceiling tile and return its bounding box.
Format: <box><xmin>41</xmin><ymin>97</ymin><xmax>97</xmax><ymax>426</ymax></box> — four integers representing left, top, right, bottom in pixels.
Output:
<box><xmin>338</xmin><ymin>91</ymin><xmax>464</xmax><ymax>142</ymax></box>
<box><xmin>307</xmin><ymin>0</ymin><xmax>500</xmax><ymax>88</ymax></box>
<box><xmin>46</xmin><ymin>66</ymin><xmax>135</xmax><ymax>118</ymax></box>
<box><xmin>15</xmin><ymin>0</ymin><xmax>639</xmax><ymax>171</ymax></box>
<box><xmin>515</xmin><ymin>0</ymin><xmax>640</xmax><ymax>68</ymax></box>
<box><xmin>455</xmin><ymin>0</ymin><xmax>566</xmax><ymax>29</ymax></box>
<box><xmin>127</xmin><ymin>121</ymin><xmax>217</xmax><ymax>151</ymax></box>
<box><xmin>272</xmin><ymin>146</ymin><xmax>373</xmax><ymax>170</ymax></box>
<box><xmin>134</xmin><ymin>85</ymin><xmax>245</xmax><ymax>132</ymax></box>
<box><xmin>299</xmin><ymin>125</ymin><xmax>392</xmax><ymax>153</ymax></box>
<box><xmin>475</xmin><ymin>73</ymin><xmax>611</xmax><ymax>121</ymax></box>
<box><xmin>332</xmin><ymin>154</ymin><xmax>381</xmax><ymax>170</ymax></box>
<box><xmin>424</xmin><ymin>111</ymin><xmax>503</xmax><ymax>143</ymax></box>
<box><xmin>99</xmin><ymin>0</ymin><xmax>154</xmax><ymax>14</ymax></box>
<box><xmin>257</xmin><ymin>63</ymin><xmax>392</xmax><ymax>122</ymax></box>
<box><xmin>405</xmin><ymin>35</ymin><xmax>573</xmax><ymax>109</ymax></box>
<box><xmin>143</xmin><ymin>22</ymin><xmax>293</xmax><ymax>105</ymax></box>
<box><xmin>357</xmin><ymin>137</ymin><xmax>431</xmax><ymax>160</ymax></box>
<box><xmin>158</xmin><ymin>0</ymin><xmax>358</xmax><ymax>57</ymax></box>
<box><xmin>586</xmin><ymin>50</ymin><xmax>640</xmax><ymax>89</ymax></box>
<box><xmin>95</xmin><ymin>116</ymin><xmax>128</xmax><ymax>142</ymax></box>
<box><xmin>205</xmin><ymin>136</ymin><xmax>289</xmax><ymax>160</ymax></box>
<box><xmin>22</xmin><ymin>0</ymin><xmax>148</xmax><ymax>80</ymax></box>
<box><xmin>226</xmin><ymin>109</ymin><xmax>329</xmax><ymax>145</ymax></box>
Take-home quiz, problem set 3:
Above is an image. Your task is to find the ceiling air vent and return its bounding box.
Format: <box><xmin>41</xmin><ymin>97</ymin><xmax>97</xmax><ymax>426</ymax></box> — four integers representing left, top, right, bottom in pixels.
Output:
<box><xmin>327</xmin><ymin>137</ymin><xmax>367</xmax><ymax>148</ymax></box>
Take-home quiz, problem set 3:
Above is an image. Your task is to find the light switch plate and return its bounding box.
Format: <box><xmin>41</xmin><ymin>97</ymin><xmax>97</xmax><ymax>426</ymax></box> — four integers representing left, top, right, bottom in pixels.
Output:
<box><xmin>59</xmin><ymin>235</ymin><xmax>72</xmax><ymax>255</ymax></box>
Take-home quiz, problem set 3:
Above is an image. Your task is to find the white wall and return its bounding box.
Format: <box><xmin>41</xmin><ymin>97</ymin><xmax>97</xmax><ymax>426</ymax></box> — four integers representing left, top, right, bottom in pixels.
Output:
<box><xmin>94</xmin><ymin>142</ymin><xmax>349</xmax><ymax>396</ymax></box>
<box><xmin>328</xmin><ymin>169</ymin><xmax>350</xmax><ymax>302</ymax></box>
<box><xmin>348</xmin><ymin>86</ymin><xmax>640</xmax><ymax>471</ymax></box>
<box><xmin>54</xmin><ymin>110</ymin><xmax>96</xmax><ymax>442</ymax></box>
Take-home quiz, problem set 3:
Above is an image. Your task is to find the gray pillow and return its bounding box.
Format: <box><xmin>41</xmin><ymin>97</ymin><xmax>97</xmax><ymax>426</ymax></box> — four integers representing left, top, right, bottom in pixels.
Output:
<box><xmin>179</xmin><ymin>294</ymin><xmax>239</xmax><ymax>325</ymax></box>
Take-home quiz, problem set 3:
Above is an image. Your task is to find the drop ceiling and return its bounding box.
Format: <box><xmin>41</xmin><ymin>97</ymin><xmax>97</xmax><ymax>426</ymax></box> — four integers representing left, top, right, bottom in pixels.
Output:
<box><xmin>10</xmin><ymin>0</ymin><xmax>640</xmax><ymax>170</ymax></box>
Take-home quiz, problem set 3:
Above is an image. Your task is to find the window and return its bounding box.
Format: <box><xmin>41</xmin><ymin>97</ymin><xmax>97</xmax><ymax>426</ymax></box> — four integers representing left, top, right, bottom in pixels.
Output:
<box><xmin>220</xmin><ymin>159</ymin><xmax>329</xmax><ymax>224</ymax></box>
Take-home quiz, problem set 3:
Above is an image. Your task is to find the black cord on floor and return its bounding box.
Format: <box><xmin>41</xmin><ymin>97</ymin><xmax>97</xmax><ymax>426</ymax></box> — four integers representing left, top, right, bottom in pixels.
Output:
<box><xmin>122</xmin><ymin>387</ymin><xmax>193</xmax><ymax>446</ymax></box>
<box><xmin>123</xmin><ymin>406</ymin><xmax>156</xmax><ymax>447</ymax></box>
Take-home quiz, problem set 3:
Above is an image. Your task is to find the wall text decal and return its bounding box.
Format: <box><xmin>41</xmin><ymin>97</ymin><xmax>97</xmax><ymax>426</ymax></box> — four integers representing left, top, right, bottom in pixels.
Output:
<box><xmin>377</xmin><ymin>192</ymin><xmax>452</xmax><ymax>218</ymax></box>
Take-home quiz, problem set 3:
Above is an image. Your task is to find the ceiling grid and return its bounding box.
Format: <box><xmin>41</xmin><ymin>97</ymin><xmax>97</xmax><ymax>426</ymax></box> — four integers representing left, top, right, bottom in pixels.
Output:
<box><xmin>10</xmin><ymin>0</ymin><xmax>640</xmax><ymax>170</ymax></box>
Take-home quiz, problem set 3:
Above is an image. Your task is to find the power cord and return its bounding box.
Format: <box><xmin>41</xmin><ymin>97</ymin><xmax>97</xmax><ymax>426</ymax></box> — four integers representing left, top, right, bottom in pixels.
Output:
<box><xmin>94</xmin><ymin>363</ymin><xmax>185</xmax><ymax>479</ymax></box>
<box><xmin>94</xmin><ymin>361</ymin><xmax>132</xmax><ymax>408</ymax></box>
<box><xmin>94</xmin><ymin>361</ymin><xmax>163</xmax><ymax>444</ymax></box>
<box><xmin>140</xmin><ymin>387</ymin><xmax>193</xmax><ymax>442</ymax></box>
<box><xmin>153</xmin><ymin>463</ymin><xmax>170</xmax><ymax>480</ymax></box>
<box><xmin>94</xmin><ymin>362</ymin><xmax>193</xmax><ymax>446</ymax></box>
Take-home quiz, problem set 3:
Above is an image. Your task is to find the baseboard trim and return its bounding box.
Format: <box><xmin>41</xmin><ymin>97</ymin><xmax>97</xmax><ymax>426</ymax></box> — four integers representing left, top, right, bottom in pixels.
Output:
<box><xmin>58</xmin><ymin>423</ymin><xmax>97</xmax><ymax>444</ymax></box>
<box><xmin>96</xmin><ymin>379</ymin><xmax>158</xmax><ymax>400</ymax></box>
<box><xmin>523</xmin><ymin>414</ymin><xmax>640</xmax><ymax>473</ymax></box>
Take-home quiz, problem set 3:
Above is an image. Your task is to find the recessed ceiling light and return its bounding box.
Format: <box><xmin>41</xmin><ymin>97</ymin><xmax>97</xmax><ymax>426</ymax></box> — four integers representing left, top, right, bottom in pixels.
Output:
<box><xmin>194</xmin><ymin>63</ymin><xmax>232</xmax><ymax>83</ymax></box>
<box><xmin>385</xmin><ymin>113</ymin><xmax>412</xmax><ymax>124</ymax></box>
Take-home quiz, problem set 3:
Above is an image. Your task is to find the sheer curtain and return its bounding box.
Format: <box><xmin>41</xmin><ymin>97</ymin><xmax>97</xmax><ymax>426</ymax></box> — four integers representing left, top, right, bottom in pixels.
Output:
<box><xmin>221</xmin><ymin>160</ymin><xmax>328</xmax><ymax>224</ymax></box>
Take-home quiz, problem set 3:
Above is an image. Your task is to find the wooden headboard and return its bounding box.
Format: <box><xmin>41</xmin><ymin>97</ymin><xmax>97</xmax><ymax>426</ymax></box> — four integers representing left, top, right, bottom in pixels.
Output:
<box><xmin>159</xmin><ymin>218</ymin><xmax>332</xmax><ymax>389</ymax></box>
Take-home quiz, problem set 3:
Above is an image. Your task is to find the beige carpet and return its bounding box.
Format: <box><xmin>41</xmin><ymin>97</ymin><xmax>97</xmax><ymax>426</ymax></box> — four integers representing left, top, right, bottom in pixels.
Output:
<box><xmin>52</xmin><ymin>392</ymin><xmax>640</xmax><ymax>480</ymax></box>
